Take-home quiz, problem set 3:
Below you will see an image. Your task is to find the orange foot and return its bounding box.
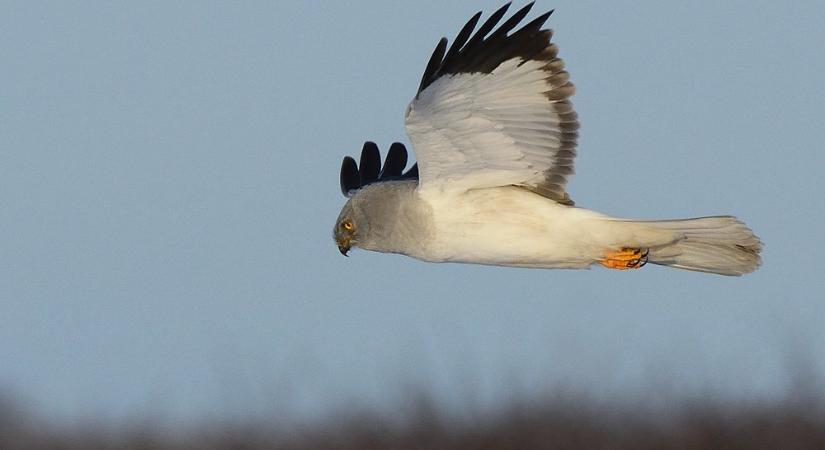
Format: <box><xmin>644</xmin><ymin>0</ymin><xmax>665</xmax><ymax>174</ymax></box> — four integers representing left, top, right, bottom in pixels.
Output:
<box><xmin>599</xmin><ymin>248</ymin><xmax>649</xmax><ymax>270</ymax></box>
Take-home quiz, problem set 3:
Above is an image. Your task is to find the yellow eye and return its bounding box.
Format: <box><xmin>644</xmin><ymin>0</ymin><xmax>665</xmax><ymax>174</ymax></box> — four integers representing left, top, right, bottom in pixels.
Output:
<box><xmin>342</xmin><ymin>220</ymin><xmax>353</xmax><ymax>231</ymax></box>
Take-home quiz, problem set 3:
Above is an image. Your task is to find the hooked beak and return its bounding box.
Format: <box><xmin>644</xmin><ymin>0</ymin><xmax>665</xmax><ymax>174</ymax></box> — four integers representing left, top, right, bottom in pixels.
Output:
<box><xmin>337</xmin><ymin>239</ymin><xmax>351</xmax><ymax>257</ymax></box>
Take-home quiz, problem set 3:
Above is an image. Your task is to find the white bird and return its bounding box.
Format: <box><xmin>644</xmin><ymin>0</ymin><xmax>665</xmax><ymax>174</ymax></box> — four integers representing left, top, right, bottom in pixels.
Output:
<box><xmin>334</xmin><ymin>2</ymin><xmax>762</xmax><ymax>276</ymax></box>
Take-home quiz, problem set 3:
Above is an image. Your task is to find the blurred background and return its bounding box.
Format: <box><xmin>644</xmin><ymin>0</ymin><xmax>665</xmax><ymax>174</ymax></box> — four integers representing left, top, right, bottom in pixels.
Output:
<box><xmin>2</xmin><ymin>0</ymin><xmax>824</xmax><ymax>447</ymax></box>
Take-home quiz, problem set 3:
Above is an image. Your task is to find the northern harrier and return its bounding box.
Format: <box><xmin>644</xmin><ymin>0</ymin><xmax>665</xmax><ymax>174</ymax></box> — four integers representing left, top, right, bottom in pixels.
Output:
<box><xmin>333</xmin><ymin>2</ymin><xmax>761</xmax><ymax>276</ymax></box>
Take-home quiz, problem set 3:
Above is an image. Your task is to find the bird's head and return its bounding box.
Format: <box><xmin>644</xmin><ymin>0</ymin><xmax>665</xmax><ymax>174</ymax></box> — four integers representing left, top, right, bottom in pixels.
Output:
<box><xmin>333</xmin><ymin>199</ymin><xmax>365</xmax><ymax>257</ymax></box>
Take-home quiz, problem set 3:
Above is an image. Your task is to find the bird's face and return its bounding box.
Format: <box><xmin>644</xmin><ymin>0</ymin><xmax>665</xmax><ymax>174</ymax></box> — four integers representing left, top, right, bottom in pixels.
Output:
<box><xmin>333</xmin><ymin>201</ymin><xmax>360</xmax><ymax>256</ymax></box>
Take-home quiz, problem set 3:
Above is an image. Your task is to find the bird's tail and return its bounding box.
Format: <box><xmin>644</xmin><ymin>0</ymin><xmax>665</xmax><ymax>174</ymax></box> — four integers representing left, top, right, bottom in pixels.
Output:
<box><xmin>624</xmin><ymin>216</ymin><xmax>762</xmax><ymax>276</ymax></box>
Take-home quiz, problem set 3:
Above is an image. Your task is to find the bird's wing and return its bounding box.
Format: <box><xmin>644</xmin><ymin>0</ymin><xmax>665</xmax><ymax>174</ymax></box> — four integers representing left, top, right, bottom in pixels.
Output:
<box><xmin>404</xmin><ymin>2</ymin><xmax>578</xmax><ymax>204</ymax></box>
<box><xmin>339</xmin><ymin>142</ymin><xmax>418</xmax><ymax>197</ymax></box>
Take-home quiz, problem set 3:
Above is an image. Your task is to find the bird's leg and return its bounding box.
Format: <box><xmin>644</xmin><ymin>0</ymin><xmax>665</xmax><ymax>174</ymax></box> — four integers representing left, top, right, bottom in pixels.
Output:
<box><xmin>599</xmin><ymin>248</ymin><xmax>649</xmax><ymax>270</ymax></box>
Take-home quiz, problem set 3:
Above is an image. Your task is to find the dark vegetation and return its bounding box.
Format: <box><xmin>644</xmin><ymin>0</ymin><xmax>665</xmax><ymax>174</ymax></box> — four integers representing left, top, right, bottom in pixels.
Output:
<box><xmin>2</xmin><ymin>389</ymin><xmax>824</xmax><ymax>449</ymax></box>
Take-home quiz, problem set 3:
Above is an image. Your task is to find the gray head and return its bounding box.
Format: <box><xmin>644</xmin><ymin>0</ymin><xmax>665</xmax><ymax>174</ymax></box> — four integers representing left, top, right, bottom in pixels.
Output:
<box><xmin>333</xmin><ymin>181</ymin><xmax>423</xmax><ymax>257</ymax></box>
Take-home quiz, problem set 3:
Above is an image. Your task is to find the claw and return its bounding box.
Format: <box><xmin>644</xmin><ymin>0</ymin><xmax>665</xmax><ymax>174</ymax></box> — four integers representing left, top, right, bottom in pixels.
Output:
<box><xmin>600</xmin><ymin>247</ymin><xmax>649</xmax><ymax>270</ymax></box>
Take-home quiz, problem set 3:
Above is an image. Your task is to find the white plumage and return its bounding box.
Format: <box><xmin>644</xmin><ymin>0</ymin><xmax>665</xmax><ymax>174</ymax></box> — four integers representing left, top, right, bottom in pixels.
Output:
<box><xmin>407</xmin><ymin>59</ymin><xmax>571</xmax><ymax>197</ymax></box>
<box><xmin>333</xmin><ymin>3</ymin><xmax>761</xmax><ymax>276</ymax></box>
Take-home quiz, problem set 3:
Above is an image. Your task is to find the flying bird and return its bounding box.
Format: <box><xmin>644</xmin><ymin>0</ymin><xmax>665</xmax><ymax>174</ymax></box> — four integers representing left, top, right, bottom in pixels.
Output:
<box><xmin>334</xmin><ymin>2</ymin><xmax>762</xmax><ymax>276</ymax></box>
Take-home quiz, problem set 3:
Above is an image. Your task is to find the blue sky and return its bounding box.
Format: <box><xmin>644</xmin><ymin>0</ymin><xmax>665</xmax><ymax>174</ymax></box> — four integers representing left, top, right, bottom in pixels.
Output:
<box><xmin>1</xmin><ymin>0</ymin><xmax>824</xmax><ymax>423</ymax></box>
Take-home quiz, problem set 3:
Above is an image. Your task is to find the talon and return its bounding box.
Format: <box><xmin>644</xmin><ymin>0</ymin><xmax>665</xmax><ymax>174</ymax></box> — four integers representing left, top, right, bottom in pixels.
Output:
<box><xmin>600</xmin><ymin>247</ymin><xmax>649</xmax><ymax>271</ymax></box>
<box><xmin>639</xmin><ymin>249</ymin><xmax>650</xmax><ymax>267</ymax></box>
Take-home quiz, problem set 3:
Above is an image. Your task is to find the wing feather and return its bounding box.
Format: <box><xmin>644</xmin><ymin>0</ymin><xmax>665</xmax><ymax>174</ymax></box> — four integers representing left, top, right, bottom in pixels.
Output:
<box><xmin>339</xmin><ymin>142</ymin><xmax>419</xmax><ymax>197</ymax></box>
<box><xmin>405</xmin><ymin>4</ymin><xmax>578</xmax><ymax>204</ymax></box>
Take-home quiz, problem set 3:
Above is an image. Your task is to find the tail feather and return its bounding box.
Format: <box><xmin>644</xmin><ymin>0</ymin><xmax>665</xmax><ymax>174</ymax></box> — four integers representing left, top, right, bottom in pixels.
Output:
<box><xmin>636</xmin><ymin>216</ymin><xmax>762</xmax><ymax>276</ymax></box>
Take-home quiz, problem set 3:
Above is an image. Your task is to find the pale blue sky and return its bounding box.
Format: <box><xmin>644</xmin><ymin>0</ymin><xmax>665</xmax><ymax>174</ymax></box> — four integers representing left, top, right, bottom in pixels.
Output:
<box><xmin>1</xmin><ymin>1</ymin><xmax>824</xmax><ymax>423</ymax></box>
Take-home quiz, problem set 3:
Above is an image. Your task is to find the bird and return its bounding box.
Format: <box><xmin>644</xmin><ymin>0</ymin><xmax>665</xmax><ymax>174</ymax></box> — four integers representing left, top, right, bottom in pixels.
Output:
<box><xmin>333</xmin><ymin>2</ymin><xmax>762</xmax><ymax>276</ymax></box>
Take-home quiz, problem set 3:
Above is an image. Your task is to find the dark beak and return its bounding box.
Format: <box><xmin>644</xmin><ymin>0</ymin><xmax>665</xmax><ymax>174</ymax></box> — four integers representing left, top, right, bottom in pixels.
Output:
<box><xmin>338</xmin><ymin>244</ymin><xmax>350</xmax><ymax>257</ymax></box>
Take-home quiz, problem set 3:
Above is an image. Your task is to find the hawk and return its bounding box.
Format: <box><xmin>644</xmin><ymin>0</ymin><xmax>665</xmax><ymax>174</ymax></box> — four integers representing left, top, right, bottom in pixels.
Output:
<box><xmin>333</xmin><ymin>2</ymin><xmax>761</xmax><ymax>276</ymax></box>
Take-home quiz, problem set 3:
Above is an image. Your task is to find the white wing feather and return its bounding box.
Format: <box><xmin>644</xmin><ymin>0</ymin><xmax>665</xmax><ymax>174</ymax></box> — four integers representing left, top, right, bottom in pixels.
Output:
<box><xmin>405</xmin><ymin>57</ymin><xmax>577</xmax><ymax>201</ymax></box>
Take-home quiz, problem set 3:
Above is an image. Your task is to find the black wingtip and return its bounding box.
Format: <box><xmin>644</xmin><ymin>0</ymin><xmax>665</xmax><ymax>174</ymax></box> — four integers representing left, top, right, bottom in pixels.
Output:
<box><xmin>443</xmin><ymin>11</ymin><xmax>483</xmax><ymax>68</ymax></box>
<box><xmin>489</xmin><ymin>2</ymin><xmax>535</xmax><ymax>39</ymax></box>
<box><xmin>418</xmin><ymin>37</ymin><xmax>449</xmax><ymax>94</ymax></box>
<box><xmin>358</xmin><ymin>141</ymin><xmax>381</xmax><ymax>186</ymax></box>
<box><xmin>403</xmin><ymin>163</ymin><xmax>419</xmax><ymax>179</ymax></box>
<box><xmin>523</xmin><ymin>10</ymin><xmax>553</xmax><ymax>32</ymax></box>
<box><xmin>340</xmin><ymin>156</ymin><xmax>359</xmax><ymax>196</ymax></box>
<box><xmin>416</xmin><ymin>2</ymin><xmax>561</xmax><ymax>94</ymax></box>
<box><xmin>475</xmin><ymin>2</ymin><xmax>512</xmax><ymax>40</ymax></box>
<box><xmin>339</xmin><ymin>142</ymin><xmax>419</xmax><ymax>197</ymax></box>
<box><xmin>381</xmin><ymin>142</ymin><xmax>408</xmax><ymax>178</ymax></box>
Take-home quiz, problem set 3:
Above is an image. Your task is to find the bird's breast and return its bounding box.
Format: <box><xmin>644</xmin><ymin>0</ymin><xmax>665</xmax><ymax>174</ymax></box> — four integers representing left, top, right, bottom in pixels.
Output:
<box><xmin>418</xmin><ymin>187</ymin><xmax>596</xmax><ymax>265</ymax></box>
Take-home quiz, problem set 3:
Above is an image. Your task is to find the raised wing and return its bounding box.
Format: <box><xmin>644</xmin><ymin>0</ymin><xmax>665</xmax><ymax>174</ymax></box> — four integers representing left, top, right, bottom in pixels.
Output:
<box><xmin>404</xmin><ymin>2</ymin><xmax>578</xmax><ymax>204</ymax></box>
<box><xmin>339</xmin><ymin>142</ymin><xmax>418</xmax><ymax>197</ymax></box>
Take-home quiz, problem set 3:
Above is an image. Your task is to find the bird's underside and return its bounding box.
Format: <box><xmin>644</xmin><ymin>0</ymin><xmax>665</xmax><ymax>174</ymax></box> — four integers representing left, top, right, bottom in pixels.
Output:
<box><xmin>332</xmin><ymin>3</ymin><xmax>762</xmax><ymax>276</ymax></box>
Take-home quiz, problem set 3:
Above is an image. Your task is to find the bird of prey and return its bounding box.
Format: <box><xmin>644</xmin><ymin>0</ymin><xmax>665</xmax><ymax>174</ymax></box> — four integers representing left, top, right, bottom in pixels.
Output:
<box><xmin>333</xmin><ymin>2</ymin><xmax>762</xmax><ymax>276</ymax></box>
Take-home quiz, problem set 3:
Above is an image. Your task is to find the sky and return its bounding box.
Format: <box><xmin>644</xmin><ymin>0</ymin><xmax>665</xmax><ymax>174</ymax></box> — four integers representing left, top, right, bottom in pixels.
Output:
<box><xmin>1</xmin><ymin>0</ymin><xmax>824</xmax><ymax>425</ymax></box>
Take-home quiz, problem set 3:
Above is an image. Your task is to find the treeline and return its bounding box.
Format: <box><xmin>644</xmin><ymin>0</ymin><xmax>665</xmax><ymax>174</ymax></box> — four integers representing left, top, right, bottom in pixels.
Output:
<box><xmin>1</xmin><ymin>391</ymin><xmax>824</xmax><ymax>449</ymax></box>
